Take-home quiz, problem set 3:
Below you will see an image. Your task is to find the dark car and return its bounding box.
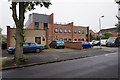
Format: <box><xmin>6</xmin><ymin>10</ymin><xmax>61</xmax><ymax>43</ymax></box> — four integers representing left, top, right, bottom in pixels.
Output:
<box><xmin>106</xmin><ymin>37</ymin><xmax>120</xmax><ymax>47</ymax></box>
<box><xmin>49</xmin><ymin>40</ymin><xmax>65</xmax><ymax>49</ymax></box>
<box><xmin>8</xmin><ymin>42</ymin><xmax>44</xmax><ymax>54</ymax></box>
<box><xmin>81</xmin><ymin>41</ymin><xmax>93</xmax><ymax>48</ymax></box>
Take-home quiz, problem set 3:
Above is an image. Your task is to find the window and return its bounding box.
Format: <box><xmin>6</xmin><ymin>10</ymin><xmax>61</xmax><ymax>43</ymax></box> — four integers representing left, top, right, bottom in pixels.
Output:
<box><xmin>68</xmin><ymin>29</ymin><xmax>71</xmax><ymax>33</ymax></box>
<box><xmin>78</xmin><ymin>30</ymin><xmax>81</xmax><ymax>34</ymax></box>
<box><xmin>74</xmin><ymin>30</ymin><xmax>77</xmax><ymax>34</ymax></box>
<box><xmin>78</xmin><ymin>39</ymin><xmax>81</xmax><ymax>41</ymax></box>
<box><xmin>64</xmin><ymin>39</ymin><xmax>67</xmax><ymax>42</ymax></box>
<box><xmin>64</xmin><ymin>29</ymin><xmax>67</xmax><ymax>33</ymax></box>
<box><xmin>60</xmin><ymin>38</ymin><xmax>63</xmax><ymax>41</ymax></box>
<box><xmin>55</xmin><ymin>28</ymin><xmax>58</xmax><ymax>33</ymax></box>
<box><xmin>35</xmin><ymin>37</ymin><xmax>41</xmax><ymax>44</ymax></box>
<box><xmin>44</xmin><ymin>23</ymin><xmax>48</xmax><ymax>30</ymax></box>
<box><xmin>35</xmin><ymin>22</ymin><xmax>39</xmax><ymax>29</ymax></box>
<box><xmin>74</xmin><ymin>39</ymin><xmax>77</xmax><ymax>41</ymax></box>
<box><xmin>82</xmin><ymin>29</ymin><xmax>84</xmax><ymax>34</ymax></box>
<box><xmin>82</xmin><ymin>38</ymin><xmax>84</xmax><ymax>41</ymax></box>
<box><xmin>69</xmin><ymin>39</ymin><xmax>71</xmax><ymax>42</ymax></box>
<box><xmin>59</xmin><ymin>28</ymin><xmax>63</xmax><ymax>33</ymax></box>
<box><xmin>31</xmin><ymin>43</ymin><xmax>36</xmax><ymax>46</ymax></box>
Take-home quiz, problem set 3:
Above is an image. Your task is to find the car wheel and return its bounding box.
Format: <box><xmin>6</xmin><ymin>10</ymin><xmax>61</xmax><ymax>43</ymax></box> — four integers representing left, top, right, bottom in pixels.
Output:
<box><xmin>36</xmin><ymin>48</ymin><xmax>40</xmax><ymax>53</ymax></box>
<box><xmin>62</xmin><ymin>47</ymin><xmax>65</xmax><ymax>49</ymax></box>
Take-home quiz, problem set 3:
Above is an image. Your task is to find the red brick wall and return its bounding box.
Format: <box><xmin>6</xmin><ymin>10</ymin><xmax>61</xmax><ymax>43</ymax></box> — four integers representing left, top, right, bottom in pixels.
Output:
<box><xmin>65</xmin><ymin>42</ymin><xmax>82</xmax><ymax>50</ymax></box>
<box><xmin>26</xmin><ymin>21</ymin><xmax>35</xmax><ymax>29</ymax></box>
<box><xmin>54</xmin><ymin>23</ymin><xmax>73</xmax><ymax>42</ymax></box>
<box><xmin>112</xmin><ymin>32</ymin><xmax>118</xmax><ymax>37</ymax></box>
<box><xmin>73</xmin><ymin>26</ymin><xmax>87</xmax><ymax>41</ymax></box>
<box><xmin>7</xmin><ymin>26</ymin><xmax>10</xmax><ymax>48</ymax></box>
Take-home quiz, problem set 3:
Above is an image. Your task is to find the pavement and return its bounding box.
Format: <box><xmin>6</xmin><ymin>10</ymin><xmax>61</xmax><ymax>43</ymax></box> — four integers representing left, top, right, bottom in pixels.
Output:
<box><xmin>1</xmin><ymin>46</ymin><xmax>118</xmax><ymax>70</ymax></box>
<box><xmin>2</xmin><ymin>52</ymin><xmax>118</xmax><ymax>78</ymax></box>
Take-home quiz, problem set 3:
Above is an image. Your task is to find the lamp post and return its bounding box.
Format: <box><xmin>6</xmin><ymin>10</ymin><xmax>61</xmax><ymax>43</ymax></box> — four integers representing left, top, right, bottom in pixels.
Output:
<box><xmin>99</xmin><ymin>16</ymin><xmax>104</xmax><ymax>49</ymax></box>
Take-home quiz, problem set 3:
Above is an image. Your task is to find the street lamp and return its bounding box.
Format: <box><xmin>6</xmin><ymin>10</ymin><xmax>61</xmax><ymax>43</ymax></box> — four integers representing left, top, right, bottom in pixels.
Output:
<box><xmin>99</xmin><ymin>16</ymin><xmax>104</xmax><ymax>49</ymax></box>
<box><xmin>115</xmin><ymin>0</ymin><xmax>120</xmax><ymax>36</ymax></box>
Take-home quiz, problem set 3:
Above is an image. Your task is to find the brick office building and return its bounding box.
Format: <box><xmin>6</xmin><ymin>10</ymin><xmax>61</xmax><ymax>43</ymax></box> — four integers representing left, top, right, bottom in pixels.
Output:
<box><xmin>25</xmin><ymin>13</ymin><xmax>90</xmax><ymax>46</ymax></box>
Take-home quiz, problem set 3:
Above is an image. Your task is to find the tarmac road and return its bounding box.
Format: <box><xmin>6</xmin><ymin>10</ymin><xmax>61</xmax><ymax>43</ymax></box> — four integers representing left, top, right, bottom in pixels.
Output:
<box><xmin>2</xmin><ymin>52</ymin><xmax>118</xmax><ymax>78</ymax></box>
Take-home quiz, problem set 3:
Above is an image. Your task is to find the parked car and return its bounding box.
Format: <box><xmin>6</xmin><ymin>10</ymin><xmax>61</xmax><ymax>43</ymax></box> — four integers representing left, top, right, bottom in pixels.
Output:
<box><xmin>93</xmin><ymin>40</ymin><xmax>100</xmax><ymax>46</ymax></box>
<box><xmin>49</xmin><ymin>40</ymin><xmax>65</xmax><ymax>49</ymax></box>
<box><xmin>106</xmin><ymin>37</ymin><xmax>120</xmax><ymax>47</ymax></box>
<box><xmin>8</xmin><ymin>42</ymin><xmax>44</xmax><ymax>54</ymax></box>
<box><xmin>81</xmin><ymin>41</ymin><xmax>93</xmax><ymax>48</ymax></box>
<box><xmin>101</xmin><ymin>39</ymin><xmax>107</xmax><ymax>46</ymax></box>
<box><xmin>89</xmin><ymin>40</ymin><xmax>96</xmax><ymax>45</ymax></box>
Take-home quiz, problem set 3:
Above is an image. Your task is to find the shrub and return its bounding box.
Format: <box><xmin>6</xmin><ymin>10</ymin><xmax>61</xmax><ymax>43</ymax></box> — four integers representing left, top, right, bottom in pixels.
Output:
<box><xmin>44</xmin><ymin>45</ymin><xmax>49</xmax><ymax>49</ymax></box>
<box><xmin>19</xmin><ymin>55</ymin><xmax>28</xmax><ymax>62</ymax></box>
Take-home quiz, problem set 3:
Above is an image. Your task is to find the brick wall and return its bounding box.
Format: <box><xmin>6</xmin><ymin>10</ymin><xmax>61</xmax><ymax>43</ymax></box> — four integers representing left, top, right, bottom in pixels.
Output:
<box><xmin>7</xmin><ymin>27</ymin><xmax>46</xmax><ymax>48</ymax></box>
<box><xmin>7</xmin><ymin>26</ymin><xmax>10</xmax><ymax>48</ymax></box>
<box><xmin>64</xmin><ymin>42</ymin><xmax>82</xmax><ymax>50</ymax></box>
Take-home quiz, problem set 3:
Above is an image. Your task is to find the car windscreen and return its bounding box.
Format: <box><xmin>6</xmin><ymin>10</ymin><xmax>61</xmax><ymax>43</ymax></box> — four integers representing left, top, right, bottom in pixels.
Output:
<box><xmin>107</xmin><ymin>37</ymin><xmax>116</xmax><ymax>42</ymax></box>
<box><xmin>57</xmin><ymin>41</ymin><xmax>64</xmax><ymax>43</ymax></box>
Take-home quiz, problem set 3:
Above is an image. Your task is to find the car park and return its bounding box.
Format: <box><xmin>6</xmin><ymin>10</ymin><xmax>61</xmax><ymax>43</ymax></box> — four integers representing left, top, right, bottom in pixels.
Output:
<box><xmin>8</xmin><ymin>42</ymin><xmax>44</xmax><ymax>54</ymax></box>
<box><xmin>101</xmin><ymin>39</ymin><xmax>107</xmax><ymax>46</ymax></box>
<box><xmin>49</xmin><ymin>40</ymin><xmax>65</xmax><ymax>49</ymax></box>
<box><xmin>106</xmin><ymin>37</ymin><xmax>120</xmax><ymax>47</ymax></box>
<box><xmin>81</xmin><ymin>41</ymin><xmax>93</xmax><ymax>48</ymax></box>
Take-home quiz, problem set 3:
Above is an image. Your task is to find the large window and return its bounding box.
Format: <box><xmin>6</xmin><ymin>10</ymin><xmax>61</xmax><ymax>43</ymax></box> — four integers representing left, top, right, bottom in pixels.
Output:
<box><xmin>82</xmin><ymin>29</ymin><xmax>84</xmax><ymax>34</ymax></box>
<box><xmin>68</xmin><ymin>29</ymin><xmax>71</xmax><ymax>33</ymax></box>
<box><xmin>74</xmin><ymin>30</ymin><xmax>77</xmax><ymax>34</ymax></box>
<box><xmin>55</xmin><ymin>28</ymin><xmax>58</xmax><ymax>33</ymax></box>
<box><xmin>60</xmin><ymin>38</ymin><xmax>63</xmax><ymax>41</ymax></box>
<box><xmin>44</xmin><ymin>23</ymin><xmax>48</xmax><ymax>30</ymax></box>
<box><xmin>78</xmin><ymin>30</ymin><xmax>81</xmax><ymax>34</ymax></box>
<box><xmin>59</xmin><ymin>28</ymin><xmax>63</xmax><ymax>33</ymax></box>
<box><xmin>35</xmin><ymin>22</ymin><xmax>39</xmax><ymax>29</ymax></box>
<box><xmin>69</xmin><ymin>39</ymin><xmax>71</xmax><ymax>42</ymax></box>
<box><xmin>64</xmin><ymin>39</ymin><xmax>67</xmax><ymax>42</ymax></box>
<box><xmin>64</xmin><ymin>29</ymin><xmax>67</xmax><ymax>33</ymax></box>
<box><xmin>78</xmin><ymin>39</ymin><xmax>81</xmax><ymax>42</ymax></box>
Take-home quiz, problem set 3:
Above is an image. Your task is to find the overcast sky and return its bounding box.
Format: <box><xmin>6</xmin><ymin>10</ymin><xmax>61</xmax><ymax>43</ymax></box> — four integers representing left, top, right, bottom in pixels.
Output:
<box><xmin>0</xmin><ymin>0</ymin><xmax>118</xmax><ymax>34</ymax></box>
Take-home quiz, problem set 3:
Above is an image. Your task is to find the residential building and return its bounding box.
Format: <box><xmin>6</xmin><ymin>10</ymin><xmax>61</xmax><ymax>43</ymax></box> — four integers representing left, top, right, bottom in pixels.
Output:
<box><xmin>25</xmin><ymin>13</ymin><xmax>90</xmax><ymax>46</ymax></box>
<box><xmin>98</xmin><ymin>27</ymin><xmax>118</xmax><ymax>37</ymax></box>
<box><xmin>7</xmin><ymin>13</ymin><xmax>90</xmax><ymax>47</ymax></box>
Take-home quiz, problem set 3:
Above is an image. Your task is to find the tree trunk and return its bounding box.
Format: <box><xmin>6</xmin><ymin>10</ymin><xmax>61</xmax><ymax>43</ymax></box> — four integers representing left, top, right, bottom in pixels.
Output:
<box><xmin>12</xmin><ymin>2</ymin><xmax>25</xmax><ymax>63</ymax></box>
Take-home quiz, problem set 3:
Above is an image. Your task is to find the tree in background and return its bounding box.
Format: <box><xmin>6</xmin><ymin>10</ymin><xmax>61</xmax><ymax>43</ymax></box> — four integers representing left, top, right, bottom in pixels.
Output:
<box><xmin>90</xmin><ymin>33</ymin><xmax>94</xmax><ymax>41</ymax></box>
<box><xmin>102</xmin><ymin>32</ymin><xmax>114</xmax><ymax>39</ymax></box>
<box><xmin>115</xmin><ymin>24</ymin><xmax>120</xmax><ymax>36</ymax></box>
<box><xmin>10</xmin><ymin>0</ymin><xmax>51</xmax><ymax>63</ymax></box>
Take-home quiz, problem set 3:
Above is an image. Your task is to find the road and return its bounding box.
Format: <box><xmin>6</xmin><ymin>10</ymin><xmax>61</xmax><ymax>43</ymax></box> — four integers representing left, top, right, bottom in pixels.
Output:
<box><xmin>2</xmin><ymin>52</ymin><xmax>118</xmax><ymax>78</ymax></box>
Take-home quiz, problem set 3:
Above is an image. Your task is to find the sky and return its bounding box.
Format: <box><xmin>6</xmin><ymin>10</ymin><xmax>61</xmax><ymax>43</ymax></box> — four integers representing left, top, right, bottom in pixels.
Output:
<box><xmin>0</xmin><ymin>0</ymin><xmax>118</xmax><ymax>34</ymax></box>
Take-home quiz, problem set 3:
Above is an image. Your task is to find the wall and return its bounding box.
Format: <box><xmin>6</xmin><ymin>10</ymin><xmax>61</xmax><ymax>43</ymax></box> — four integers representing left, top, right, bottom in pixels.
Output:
<box><xmin>65</xmin><ymin>42</ymin><xmax>82</xmax><ymax>50</ymax></box>
<box><xmin>8</xmin><ymin>27</ymin><xmax>46</xmax><ymax>47</ymax></box>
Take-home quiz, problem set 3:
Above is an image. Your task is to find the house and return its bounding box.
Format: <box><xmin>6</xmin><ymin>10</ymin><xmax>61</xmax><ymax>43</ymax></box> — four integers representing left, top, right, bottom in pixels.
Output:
<box><xmin>7</xmin><ymin>13</ymin><xmax>90</xmax><ymax>47</ymax></box>
<box><xmin>98</xmin><ymin>27</ymin><xmax>118</xmax><ymax>37</ymax></box>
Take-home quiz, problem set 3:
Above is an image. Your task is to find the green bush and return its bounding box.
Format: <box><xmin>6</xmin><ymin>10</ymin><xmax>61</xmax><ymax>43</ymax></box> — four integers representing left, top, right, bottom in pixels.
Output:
<box><xmin>44</xmin><ymin>45</ymin><xmax>49</xmax><ymax>49</ymax></box>
<box><xmin>19</xmin><ymin>55</ymin><xmax>28</xmax><ymax>62</ymax></box>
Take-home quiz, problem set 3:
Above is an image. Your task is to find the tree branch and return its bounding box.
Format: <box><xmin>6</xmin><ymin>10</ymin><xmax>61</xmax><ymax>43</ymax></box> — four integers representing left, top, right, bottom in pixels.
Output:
<box><xmin>12</xmin><ymin>2</ymin><xmax>18</xmax><ymax>25</ymax></box>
